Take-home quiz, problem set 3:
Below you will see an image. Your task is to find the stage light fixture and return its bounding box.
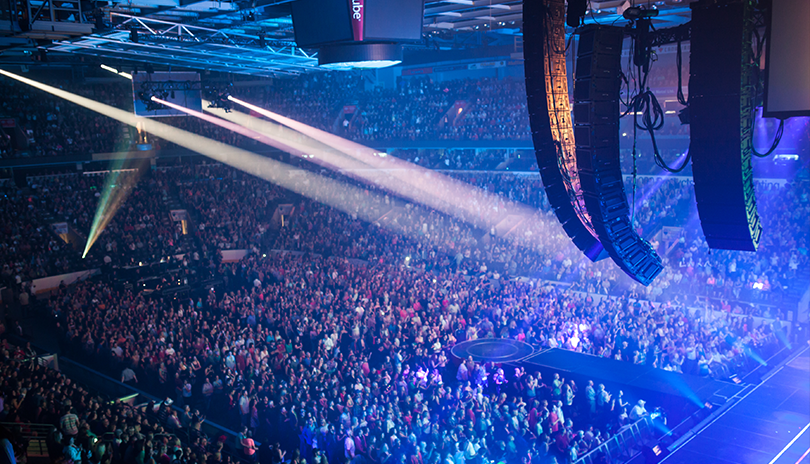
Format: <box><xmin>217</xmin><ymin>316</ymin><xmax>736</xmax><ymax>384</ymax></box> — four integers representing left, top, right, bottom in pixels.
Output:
<box><xmin>138</xmin><ymin>90</ymin><xmax>166</xmax><ymax>112</ymax></box>
<box><xmin>622</xmin><ymin>6</ymin><xmax>659</xmax><ymax>20</ymax></box>
<box><xmin>204</xmin><ymin>84</ymin><xmax>233</xmax><ymax>112</ymax></box>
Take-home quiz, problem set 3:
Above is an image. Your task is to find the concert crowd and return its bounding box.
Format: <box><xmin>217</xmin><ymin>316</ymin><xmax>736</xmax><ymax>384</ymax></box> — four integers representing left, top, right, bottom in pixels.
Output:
<box><xmin>0</xmin><ymin>69</ymin><xmax>806</xmax><ymax>464</ymax></box>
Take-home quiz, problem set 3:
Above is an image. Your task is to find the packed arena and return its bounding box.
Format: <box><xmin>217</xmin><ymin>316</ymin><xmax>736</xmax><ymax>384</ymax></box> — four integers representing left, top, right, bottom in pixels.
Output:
<box><xmin>1</xmin><ymin>1</ymin><xmax>809</xmax><ymax>464</ymax></box>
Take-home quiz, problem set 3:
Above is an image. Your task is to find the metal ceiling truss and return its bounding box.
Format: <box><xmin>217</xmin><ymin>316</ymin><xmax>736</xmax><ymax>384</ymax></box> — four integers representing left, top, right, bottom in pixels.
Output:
<box><xmin>423</xmin><ymin>0</ymin><xmax>693</xmax><ymax>31</ymax></box>
<box><xmin>12</xmin><ymin>0</ymin><xmax>700</xmax><ymax>75</ymax></box>
<box><xmin>47</xmin><ymin>12</ymin><xmax>318</xmax><ymax>76</ymax></box>
<box><xmin>101</xmin><ymin>0</ymin><xmax>295</xmax><ymax>33</ymax></box>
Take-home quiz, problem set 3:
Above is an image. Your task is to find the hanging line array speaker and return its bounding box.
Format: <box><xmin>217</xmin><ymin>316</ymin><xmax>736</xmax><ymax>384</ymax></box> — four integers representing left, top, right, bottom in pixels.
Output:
<box><xmin>524</xmin><ymin>0</ymin><xmax>607</xmax><ymax>263</ymax></box>
<box><xmin>689</xmin><ymin>0</ymin><xmax>762</xmax><ymax>251</ymax></box>
<box><xmin>573</xmin><ymin>25</ymin><xmax>664</xmax><ymax>285</ymax></box>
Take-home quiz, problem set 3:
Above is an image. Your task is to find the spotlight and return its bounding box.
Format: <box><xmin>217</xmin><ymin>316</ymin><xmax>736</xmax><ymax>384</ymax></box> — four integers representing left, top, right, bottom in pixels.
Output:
<box><xmin>138</xmin><ymin>90</ymin><xmax>166</xmax><ymax>112</ymax></box>
<box><xmin>205</xmin><ymin>84</ymin><xmax>233</xmax><ymax>112</ymax></box>
<box><xmin>622</xmin><ymin>6</ymin><xmax>659</xmax><ymax>20</ymax></box>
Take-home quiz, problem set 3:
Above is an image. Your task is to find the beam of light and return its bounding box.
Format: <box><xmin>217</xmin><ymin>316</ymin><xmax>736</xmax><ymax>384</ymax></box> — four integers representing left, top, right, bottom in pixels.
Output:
<box><xmin>82</xmin><ymin>160</ymin><xmax>148</xmax><ymax>258</ymax></box>
<box><xmin>649</xmin><ymin>369</ymin><xmax>704</xmax><ymax>409</ymax></box>
<box><xmin>197</xmin><ymin>100</ymin><xmax>574</xmax><ymax>257</ymax></box>
<box><xmin>631</xmin><ymin>159</ymin><xmax>680</xmax><ymax>214</ymax></box>
<box><xmin>795</xmin><ymin>446</ymin><xmax>810</xmax><ymax>464</ymax></box>
<box><xmin>723</xmin><ymin>333</ymin><xmax>768</xmax><ymax>367</ymax></box>
<box><xmin>745</xmin><ymin>345</ymin><xmax>768</xmax><ymax>366</ymax></box>
<box><xmin>224</xmin><ymin>96</ymin><xmax>565</xmax><ymax>253</ymax></box>
<box><xmin>202</xmin><ymin>99</ymin><xmax>361</xmax><ymax>166</ymax></box>
<box><xmin>0</xmin><ymin>70</ymin><xmax>458</xmax><ymax>251</ymax></box>
<box><xmin>724</xmin><ymin>334</ymin><xmax>768</xmax><ymax>366</ymax></box>
<box><xmin>768</xmin><ymin>421</ymin><xmax>810</xmax><ymax>464</ymax></box>
<box><xmin>774</xmin><ymin>327</ymin><xmax>793</xmax><ymax>350</ymax></box>
<box><xmin>202</xmin><ymin>103</ymin><xmax>584</xmax><ymax>258</ymax></box>
<box><xmin>226</xmin><ymin>96</ymin><xmax>508</xmax><ymax>215</ymax></box>
<box><xmin>100</xmin><ymin>64</ymin><xmax>133</xmax><ymax>80</ymax></box>
<box><xmin>202</xmin><ymin>101</ymin><xmax>406</xmax><ymax>182</ymax></box>
<box><xmin>153</xmin><ymin>97</ymin><xmax>356</xmax><ymax>172</ymax></box>
<box><xmin>650</xmin><ymin>417</ymin><xmax>672</xmax><ymax>436</ymax></box>
<box><xmin>205</xmin><ymin>101</ymin><xmax>595</xmax><ymax>266</ymax></box>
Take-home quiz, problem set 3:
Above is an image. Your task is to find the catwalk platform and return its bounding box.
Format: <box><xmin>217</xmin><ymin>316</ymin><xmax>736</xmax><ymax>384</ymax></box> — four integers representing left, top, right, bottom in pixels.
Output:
<box><xmin>521</xmin><ymin>348</ymin><xmax>746</xmax><ymax>403</ymax></box>
<box><xmin>663</xmin><ymin>346</ymin><xmax>810</xmax><ymax>464</ymax></box>
<box><xmin>451</xmin><ymin>338</ymin><xmax>536</xmax><ymax>363</ymax></box>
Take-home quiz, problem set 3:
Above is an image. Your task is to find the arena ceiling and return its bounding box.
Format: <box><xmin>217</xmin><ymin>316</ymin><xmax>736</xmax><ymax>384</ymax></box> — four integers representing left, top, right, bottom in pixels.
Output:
<box><xmin>0</xmin><ymin>0</ymin><xmax>694</xmax><ymax>76</ymax></box>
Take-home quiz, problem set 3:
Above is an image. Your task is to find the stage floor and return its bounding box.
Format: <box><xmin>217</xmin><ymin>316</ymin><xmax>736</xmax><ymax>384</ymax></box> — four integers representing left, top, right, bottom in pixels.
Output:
<box><xmin>663</xmin><ymin>346</ymin><xmax>810</xmax><ymax>464</ymax></box>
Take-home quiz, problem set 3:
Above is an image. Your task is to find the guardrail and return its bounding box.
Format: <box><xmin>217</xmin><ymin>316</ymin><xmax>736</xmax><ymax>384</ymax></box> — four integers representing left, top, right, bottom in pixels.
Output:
<box><xmin>6</xmin><ymin>333</ymin><xmax>250</xmax><ymax>464</ymax></box>
<box><xmin>0</xmin><ymin>422</ymin><xmax>54</xmax><ymax>460</ymax></box>
<box><xmin>56</xmin><ymin>357</ymin><xmax>249</xmax><ymax>462</ymax></box>
<box><xmin>574</xmin><ymin>415</ymin><xmax>655</xmax><ymax>464</ymax></box>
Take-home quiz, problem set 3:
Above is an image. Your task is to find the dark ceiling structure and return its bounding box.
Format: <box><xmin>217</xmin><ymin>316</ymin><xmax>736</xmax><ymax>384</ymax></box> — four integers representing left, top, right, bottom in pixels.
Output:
<box><xmin>0</xmin><ymin>0</ymin><xmax>695</xmax><ymax>76</ymax></box>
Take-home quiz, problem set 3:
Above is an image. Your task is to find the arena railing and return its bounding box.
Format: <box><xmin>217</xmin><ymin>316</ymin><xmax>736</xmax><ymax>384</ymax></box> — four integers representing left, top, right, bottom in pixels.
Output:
<box><xmin>573</xmin><ymin>414</ymin><xmax>656</xmax><ymax>464</ymax></box>
<box><xmin>56</xmin><ymin>357</ymin><xmax>251</xmax><ymax>463</ymax></box>
<box><xmin>0</xmin><ymin>422</ymin><xmax>54</xmax><ymax>461</ymax></box>
<box><xmin>6</xmin><ymin>334</ymin><xmax>252</xmax><ymax>464</ymax></box>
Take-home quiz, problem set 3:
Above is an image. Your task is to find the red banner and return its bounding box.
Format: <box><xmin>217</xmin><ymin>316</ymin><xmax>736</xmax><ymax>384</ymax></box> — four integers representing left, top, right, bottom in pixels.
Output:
<box><xmin>349</xmin><ymin>0</ymin><xmax>364</xmax><ymax>41</ymax></box>
<box><xmin>0</xmin><ymin>118</ymin><xmax>15</xmax><ymax>128</ymax></box>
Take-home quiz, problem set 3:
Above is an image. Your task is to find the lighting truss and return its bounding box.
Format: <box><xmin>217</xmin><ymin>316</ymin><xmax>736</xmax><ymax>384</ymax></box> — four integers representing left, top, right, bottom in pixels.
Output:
<box><xmin>48</xmin><ymin>13</ymin><xmax>320</xmax><ymax>76</ymax></box>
